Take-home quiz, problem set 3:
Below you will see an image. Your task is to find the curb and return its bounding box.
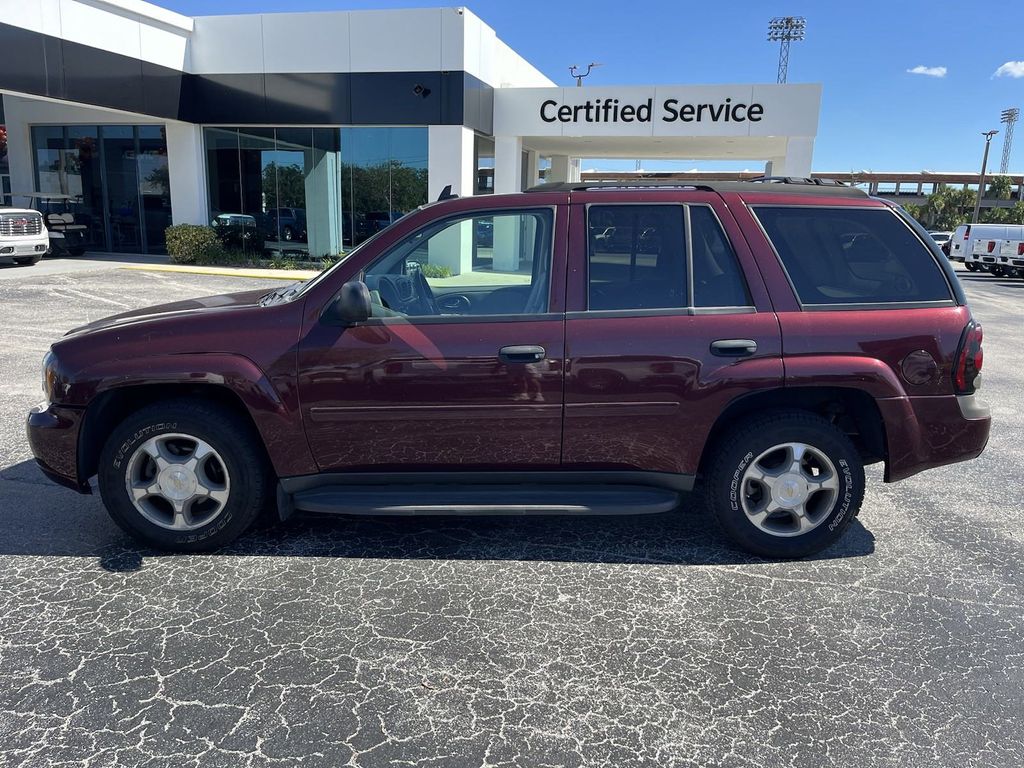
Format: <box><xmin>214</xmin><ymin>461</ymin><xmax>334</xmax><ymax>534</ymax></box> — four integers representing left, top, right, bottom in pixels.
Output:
<box><xmin>119</xmin><ymin>264</ymin><xmax>319</xmax><ymax>280</ymax></box>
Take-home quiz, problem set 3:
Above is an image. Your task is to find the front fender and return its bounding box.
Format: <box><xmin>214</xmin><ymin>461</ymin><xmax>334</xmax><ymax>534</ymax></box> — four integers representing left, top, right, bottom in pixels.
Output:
<box><xmin>65</xmin><ymin>353</ymin><xmax>316</xmax><ymax>478</ymax></box>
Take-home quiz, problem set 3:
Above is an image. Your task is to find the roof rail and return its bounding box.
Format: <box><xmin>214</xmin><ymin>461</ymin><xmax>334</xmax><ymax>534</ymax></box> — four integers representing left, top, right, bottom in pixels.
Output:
<box><xmin>747</xmin><ymin>176</ymin><xmax>847</xmax><ymax>186</ymax></box>
<box><xmin>525</xmin><ymin>179</ymin><xmax>867</xmax><ymax>197</ymax></box>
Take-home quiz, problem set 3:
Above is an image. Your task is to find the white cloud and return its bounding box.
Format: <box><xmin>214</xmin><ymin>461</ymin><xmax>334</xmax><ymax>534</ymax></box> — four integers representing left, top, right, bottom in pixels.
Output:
<box><xmin>994</xmin><ymin>61</ymin><xmax>1024</xmax><ymax>78</ymax></box>
<box><xmin>907</xmin><ymin>65</ymin><xmax>947</xmax><ymax>78</ymax></box>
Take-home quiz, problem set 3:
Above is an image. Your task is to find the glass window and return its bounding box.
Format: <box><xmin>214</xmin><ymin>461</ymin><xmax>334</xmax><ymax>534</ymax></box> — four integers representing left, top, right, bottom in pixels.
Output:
<box><xmin>690</xmin><ymin>206</ymin><xmax>752</xmax><ymax>308</ymax></box>
<box><xmin>363</xmin><ymin>209</ymin><xmax>553</xmax><ymax>318</ymax></box>
<box><xmin>138</xmin><ymin>126</ymin><xmax>170</xmax><ymax>252</ymax></box>
<box><xmin>753</xmin><ymin>207</ymin><xmax>953</xmax><ymax>305</ymax></box>
<box><xmin>341</xmin><ymin>127</ymin><xmax>428</xmax><ymax>247</ymax></box>
<box><xmin>587</xmin><ymin>205</ymin><xmax>687</xmax><ymax>310</ymax></box>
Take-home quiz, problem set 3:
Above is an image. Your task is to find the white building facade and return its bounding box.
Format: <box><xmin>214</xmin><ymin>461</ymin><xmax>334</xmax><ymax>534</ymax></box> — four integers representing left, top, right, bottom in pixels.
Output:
<box><xmin>0</xmin><ymin>0</ymin><xmax>820</xmax><ymax>255</ymax></box>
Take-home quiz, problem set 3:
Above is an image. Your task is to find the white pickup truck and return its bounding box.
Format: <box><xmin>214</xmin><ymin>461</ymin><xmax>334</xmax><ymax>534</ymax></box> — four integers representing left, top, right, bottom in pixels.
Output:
<box><xmin>0</xmin><ymin>207</ymin><xmax>48</xmax><ymax>266</ymax></box>
<box><xmin>967</xmin><ymin>223</ymin><xmax>1024</xmax><ymax>278</ymax></box>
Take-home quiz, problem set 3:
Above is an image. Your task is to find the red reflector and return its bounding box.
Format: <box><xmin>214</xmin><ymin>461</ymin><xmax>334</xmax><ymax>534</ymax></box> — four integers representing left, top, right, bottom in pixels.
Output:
<box><xmin>987</xmin><ymin>241</ymin><xmax>996</xmax><ymax>252</ymax></box>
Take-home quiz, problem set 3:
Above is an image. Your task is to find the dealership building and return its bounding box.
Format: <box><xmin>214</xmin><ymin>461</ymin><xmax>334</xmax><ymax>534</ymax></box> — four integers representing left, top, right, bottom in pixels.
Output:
<box><xmin>0</xmin><ymin>0</ymin><xmax>821</xmax><ymax>255</ymax></box>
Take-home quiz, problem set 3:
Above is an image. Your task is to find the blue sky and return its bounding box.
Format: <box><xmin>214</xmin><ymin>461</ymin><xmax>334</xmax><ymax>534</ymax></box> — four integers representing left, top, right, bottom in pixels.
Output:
<box><xmin>160</xmin><ymin>0</ymin><xmax>1024</xmax><ymax>173</ymax></box>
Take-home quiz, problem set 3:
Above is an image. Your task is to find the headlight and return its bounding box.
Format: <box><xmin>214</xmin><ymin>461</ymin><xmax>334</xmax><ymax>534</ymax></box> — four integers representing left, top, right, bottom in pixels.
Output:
<box><xmin>41</xmin><ymin>350</ymin><xmax>55</xmax><ymax>399</ymax></box>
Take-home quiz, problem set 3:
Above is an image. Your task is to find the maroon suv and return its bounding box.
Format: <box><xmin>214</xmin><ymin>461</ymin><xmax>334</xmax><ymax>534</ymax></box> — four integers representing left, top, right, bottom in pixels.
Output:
<box><xmin>26</xmin><ymin>180</ymin><xmax>990</xmax><ymax>558</ymax></box>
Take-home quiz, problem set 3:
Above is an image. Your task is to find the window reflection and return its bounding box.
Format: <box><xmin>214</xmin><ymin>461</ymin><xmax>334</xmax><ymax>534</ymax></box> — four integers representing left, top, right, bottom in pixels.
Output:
<box><xmin>31</xmin><ymin>124</ymin><xmax>170</xmax><ymax>253</ymax></box>
<box><xmin>206</xmin><ymin>127</ymin><xmax>427</xmax><ymax>256</ymax></box>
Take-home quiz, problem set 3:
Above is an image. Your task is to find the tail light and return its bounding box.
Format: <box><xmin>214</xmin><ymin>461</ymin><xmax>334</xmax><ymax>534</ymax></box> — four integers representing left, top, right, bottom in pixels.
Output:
<box><xmin>1018</xmin><ymin>242</ymin><xmax>1024</xmax><ymax>256</ymax></box>
<box><xmin>963</xmin><ymin>226</ymin><xmax>971</xmax><ymax>240</ymax></box>
<box><xmin>987</xmin><ymin>240</ymin><xmax>996</xmax><ymax>253</ymax></box>
<box><xmin>953</xmin><ymin>321</ymin><xmax>984</xmax><ymax>394</ymax></box>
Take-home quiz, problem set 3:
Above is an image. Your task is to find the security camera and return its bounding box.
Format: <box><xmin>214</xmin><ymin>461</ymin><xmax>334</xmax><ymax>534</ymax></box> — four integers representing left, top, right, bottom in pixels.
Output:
<box><xmin>413</xmin><ymin>84</ymin><xmax>431</xmax><ymax>98</ymax></box>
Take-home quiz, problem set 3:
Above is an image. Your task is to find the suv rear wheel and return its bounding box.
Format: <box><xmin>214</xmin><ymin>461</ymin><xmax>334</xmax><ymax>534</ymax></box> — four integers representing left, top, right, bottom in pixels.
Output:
<box><xmin>705</xmin><ymin>410</ymin><xmax>864</xmax><ymax>559</ymax></box>
<box><xmin>97</xmin><ymin>400</ymin><xmax>272</xmax><ymax>551</ymax></box>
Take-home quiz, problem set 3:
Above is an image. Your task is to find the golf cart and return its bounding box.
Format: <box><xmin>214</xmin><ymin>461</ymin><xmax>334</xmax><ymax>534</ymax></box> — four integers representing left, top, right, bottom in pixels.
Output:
<box><xmin>20</xmin><ymin>193</ymin><xmax>89</xmax><ymax>256</ymax></box>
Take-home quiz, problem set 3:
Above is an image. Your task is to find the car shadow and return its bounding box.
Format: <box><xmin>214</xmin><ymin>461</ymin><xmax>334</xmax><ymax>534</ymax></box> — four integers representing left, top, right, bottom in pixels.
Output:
<box><xmin>0</xmin><ymin>459</ymin><xmax>876</xmax><ymax>572</ymax></box>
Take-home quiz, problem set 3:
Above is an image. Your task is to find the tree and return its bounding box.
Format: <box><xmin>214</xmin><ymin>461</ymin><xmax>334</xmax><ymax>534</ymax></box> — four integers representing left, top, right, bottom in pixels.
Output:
<box><xmin>986</xmin><ymin>175</ymin><xmax>1013</xmax><ymax>200</ymax></box>
<box><xmin>262</xmin><ymin>162</ymin><xmax>306</xmax><ymax>209</ymax></box>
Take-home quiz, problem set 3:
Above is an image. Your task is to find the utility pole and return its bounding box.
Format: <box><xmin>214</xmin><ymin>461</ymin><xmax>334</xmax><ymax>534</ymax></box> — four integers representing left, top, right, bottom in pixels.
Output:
<box><xmin>1000</xmin><ymin>107</ymin><xmax>1019</xmax><ymax>174</ymax></box>
<box><xmin>767</xmin><ymin>16</ymin><xmax>806</xmax><ymax>84</ymax></box>
<box><xmin>973</xmin><ymin>130</ymin><xmax>999</xmax><ymax>224</ymax></box>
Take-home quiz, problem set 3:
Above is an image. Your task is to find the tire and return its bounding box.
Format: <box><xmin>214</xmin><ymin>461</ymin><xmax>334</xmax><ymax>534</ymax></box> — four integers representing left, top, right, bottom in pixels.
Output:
<box><xmin>14</xmin><ymin>256</ymin><xmax>41</xmax><ymax>266</ymax></box>
<box><xmin>282</xmin><ymin>226</ymin><xmax>294</xmax><ymax>242</ymax></box>
<box><xmin>98</xmin><ymin>399</ymin><xmax>274</xmax><ymax>551</ymax></box>
<box><xmin>704</xmin><ymin>410</ymin><xmax>865</xmax><ymax>559</ymax></box>
<box><xmin>990</xmin><ymin>266</ymin><xmax>1006</xmax><ymax>277</ymax></box>
<box><xmin>965</xmin><ymin>262</ymin><xmax>979</xmax><ymax>272</ymax></box>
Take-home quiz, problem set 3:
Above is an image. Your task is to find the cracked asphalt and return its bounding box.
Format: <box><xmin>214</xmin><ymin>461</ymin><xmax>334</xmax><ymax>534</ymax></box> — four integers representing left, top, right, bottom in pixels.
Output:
<box><xmin>0</xmin><ymin>260</ymin><xmax>1022</xmax><ymax>767</ymax></box>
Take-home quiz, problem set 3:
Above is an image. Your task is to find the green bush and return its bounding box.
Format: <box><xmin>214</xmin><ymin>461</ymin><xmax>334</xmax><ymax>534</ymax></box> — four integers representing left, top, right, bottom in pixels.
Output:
<box><xmin>165</xmin><ymin>224</ymin><xmax>224</xmax><ymax>264</ymax></box>
<box><xmin>419</xmin><ymin>263</ymin><xmax>453</xmax><ymax>279</ymax></box>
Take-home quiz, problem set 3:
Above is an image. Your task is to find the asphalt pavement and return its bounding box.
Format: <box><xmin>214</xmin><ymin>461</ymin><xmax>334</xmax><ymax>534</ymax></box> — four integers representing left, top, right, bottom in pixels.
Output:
<box><xmin>0</xmin><ymin>259</ymin><xmax>1022</xmax><ymax>767</ymax></box>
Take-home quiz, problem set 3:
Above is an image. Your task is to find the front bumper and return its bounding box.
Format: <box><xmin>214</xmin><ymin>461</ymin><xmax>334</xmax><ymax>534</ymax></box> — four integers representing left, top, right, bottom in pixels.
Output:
<box><xmin>0</xmin><ymin>238</ymin><xmax>49</xmax><ymax>261</ymax></box>
<box><xmin>26</xmin><ymin>402</ymin><xmax>90</xmax><ymax>493</ymax></box>
<box><xmin>878</xmin><ymin>393</ymin><xmax>991</xmax><ymax>482</ymax></box>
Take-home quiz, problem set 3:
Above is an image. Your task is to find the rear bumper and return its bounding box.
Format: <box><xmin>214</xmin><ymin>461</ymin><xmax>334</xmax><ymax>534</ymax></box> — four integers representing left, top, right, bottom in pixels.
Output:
<box><xmin>25</xmin><ymin>402</ymin><xmax>90</xmax><ymax>493</ymax></box>
<box><xmin>878</xmin><ymin>393</ymin><xmax>991</xmax><ymax>482</ymax></box>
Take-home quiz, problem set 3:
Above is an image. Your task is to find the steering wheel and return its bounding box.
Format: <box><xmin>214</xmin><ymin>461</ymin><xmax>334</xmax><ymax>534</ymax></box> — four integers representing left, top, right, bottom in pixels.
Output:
<box><xmin>413</xmin><ymin>267</ymin><xmax>440</xmax><ymax>315</ymax></box>
<box><xmin>375</xmin><ymin>275</ymin><xmax>407</xmax><ymax>314</ymax></box>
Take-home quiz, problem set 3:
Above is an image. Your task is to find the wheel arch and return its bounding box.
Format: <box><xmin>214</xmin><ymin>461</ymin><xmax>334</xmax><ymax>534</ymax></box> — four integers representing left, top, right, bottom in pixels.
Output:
<box><xmin>698</xmin><ymin>386</ymin><xmax>888</xmax><ymax>479</ymax></box>
<box><xmin>78</xmin><ymin>383</ymin><xmax>266</xmax><ymax>485</ymax></box>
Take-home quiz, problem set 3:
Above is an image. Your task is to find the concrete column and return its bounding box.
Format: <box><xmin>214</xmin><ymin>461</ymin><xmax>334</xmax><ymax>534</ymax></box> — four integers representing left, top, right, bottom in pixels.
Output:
<box><xmin>426</xmin><ymin>125</ymin><xmax>475</xmax><ymax>275</ymax></box>
<box><xmin>427</xmin><ymin>125</ymin><xmax>474</xmax><ymax>200</ymax></box>
<box><xmin>2</xmin><ymin>96</ymin><xmax>35</xmax><ymax>206</ymax></box>
<box><xmin>525</xmin><ymin>149</ymin><xmax>540</xmax><ymax>189</ymax></box>
<box><xmin>492</xmin><ymin>215</ymin><xmax>521</xmax><ymax>272</ymax></box>
<box><xmin>548</xmin><ymin>155</ymin><xmax>582</xmax><ymax>184</ymax></box>
<box><xmin>494</xmin><ymin>135</ymin><xmax>523</xmax><ymax>194</ymax></box>
<box><xmin>165</xmin><ymin>122</ymin><xmax>209</xmax><ymax>225</ymax></box>
<box><xmin>428</xmin><ymin>219</ymin><xmax>473</xmax><ymax>276</ymax></box>
<box><xmin>778</xmin><ymin>137</ymin><xmax>815</xmax><ymax>178</ymax></box>
<box><xmin>304</xmin><ymin>145</ymin><xmax>341</xmax><ymax>259</ymax></box>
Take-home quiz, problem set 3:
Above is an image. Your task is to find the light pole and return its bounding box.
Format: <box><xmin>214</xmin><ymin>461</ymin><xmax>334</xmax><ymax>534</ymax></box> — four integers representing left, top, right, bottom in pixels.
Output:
<box><xmin>999</xmin><ymin>107</ymin><xmax>1018</xmax><ymax>175</ymax></box>
<box><xmin>767</xmin><ymin>16</ymin><xmax>806</xmax><ymax>84</ymax></box>
<box><xmin>569</xmin><ymin>63</ymin><xmax>601</xmax><ymax>87</ymax></box>
<box><xmin>973</xmin><ymin>130</ymin><xmax>999</xmax><ymax>224</ymax></box>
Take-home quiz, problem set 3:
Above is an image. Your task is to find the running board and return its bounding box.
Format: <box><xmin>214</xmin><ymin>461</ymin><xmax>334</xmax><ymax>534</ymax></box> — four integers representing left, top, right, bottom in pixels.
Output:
<box><xmin>289</xmin><ymin>484</ymin><xmax>681</xmax><ymax>517</ymax></box>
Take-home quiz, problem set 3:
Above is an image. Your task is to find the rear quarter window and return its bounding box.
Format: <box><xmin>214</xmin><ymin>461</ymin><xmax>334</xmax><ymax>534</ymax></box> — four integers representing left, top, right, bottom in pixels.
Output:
<box><xmin>753</xmin><ymin>206</ymin><xmax>953</xmax><ymax>306</ymax></box>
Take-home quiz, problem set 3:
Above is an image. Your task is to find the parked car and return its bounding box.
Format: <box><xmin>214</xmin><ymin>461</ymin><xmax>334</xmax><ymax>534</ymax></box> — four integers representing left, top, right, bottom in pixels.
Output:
<box><xmin>27</xmin><ymin>180</ymin><xmax>990</xmax><ymax>558</ymax></box>
<box><xmin>966</xmin><ymin>223</ymin><xmax>1024</xmax><ymax>278</ymax></box>
<box><xmin>267</xmin><ymin>207</ymin><xmax>307</xmax><ymax>243</ymax></box>
<box><xmin>0</xmin><ymin>205</ymin><xmax>48</xmax><ymax>265</ymax></box>
<box><xmin>949</xmin><ymin>223</ymin><xmax>1024</xmax><ymax>275</ymax></box>
<box><xmin>928</xmin><ymin>230</ymin><xmax>952</xmax><ymax>257</ymax></box>
<box><xmin>211</xmin><ymin>213</ymin><xmax>259</xmax><ymax>248</ymax></box>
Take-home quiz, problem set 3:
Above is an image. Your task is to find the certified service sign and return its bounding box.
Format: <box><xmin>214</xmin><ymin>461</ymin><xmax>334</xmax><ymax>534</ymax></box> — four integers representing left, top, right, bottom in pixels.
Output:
<box><xmin>493</xmin><ymin>84</ymin><xmax>821</xmax><ymax>139</ymax></box>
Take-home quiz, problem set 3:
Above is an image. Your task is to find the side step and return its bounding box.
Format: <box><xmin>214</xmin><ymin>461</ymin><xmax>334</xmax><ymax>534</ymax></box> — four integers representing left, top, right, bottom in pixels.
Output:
<box><xmin>290</xmin><ymin>484</ymin><xmax>681</xmax><ymax>517</ymax></box>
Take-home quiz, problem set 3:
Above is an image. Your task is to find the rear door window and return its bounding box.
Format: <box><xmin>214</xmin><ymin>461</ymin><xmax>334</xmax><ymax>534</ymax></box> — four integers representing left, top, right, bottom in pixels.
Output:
<box><xmin>753</xmin><ymin>206</ymin><xmax>953</xmax><ymax>306</ymax></box>
<box><xmin>587</xmin><ymin>205</ymin><xmax>687</xmax><ymax>310</ymax></box>
<box><xmin>690</xmin><ymin>206</ymin><xmax>752</xmax><ymax>308</ymax></box>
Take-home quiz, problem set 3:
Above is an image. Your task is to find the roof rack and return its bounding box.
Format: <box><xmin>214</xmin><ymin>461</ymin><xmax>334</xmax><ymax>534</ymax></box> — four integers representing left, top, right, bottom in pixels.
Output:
<box><xmin>525</xmin><ymin>179</ymin><xmax>867</xmax><ymax>197</ymax></box>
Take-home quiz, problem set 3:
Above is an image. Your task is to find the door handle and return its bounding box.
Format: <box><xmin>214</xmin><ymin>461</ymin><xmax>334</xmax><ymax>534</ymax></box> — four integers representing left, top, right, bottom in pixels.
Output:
<box><xmin>710</xmin><ymin>339</ymin><xmax>758</xmax><ymax>357</ymax></box>
<box><xmin>499</xmin><ymin>345</ymin><xmax>546</xmax><ymax>363</ymax></box>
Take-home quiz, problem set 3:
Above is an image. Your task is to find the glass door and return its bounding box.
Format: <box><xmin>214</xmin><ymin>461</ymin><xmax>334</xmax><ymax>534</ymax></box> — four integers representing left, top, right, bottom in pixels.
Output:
<box><xmin>138</xmin><ymin>126</ymin><xmax>171</xmax><ymax>252</ymax></box>
<box><xmin>102</xmin><ymin>126</ymin><xmax>142</xmax><ymax>252</ymax></box>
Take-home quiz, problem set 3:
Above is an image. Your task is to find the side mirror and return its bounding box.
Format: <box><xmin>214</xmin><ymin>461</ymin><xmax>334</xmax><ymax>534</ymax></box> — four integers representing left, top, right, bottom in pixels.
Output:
<box><xmin>328</xmin><ymin>280</ymin><xmax>371</xmax><ymax>324</ymax></box>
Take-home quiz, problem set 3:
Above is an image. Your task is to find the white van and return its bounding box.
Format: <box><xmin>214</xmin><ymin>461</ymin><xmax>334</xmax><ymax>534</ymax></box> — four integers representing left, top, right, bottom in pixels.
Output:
<box><xmin>950</xmin><ymin>223</ymin><xmax>1024</xmax><ymax>276</ymax></box>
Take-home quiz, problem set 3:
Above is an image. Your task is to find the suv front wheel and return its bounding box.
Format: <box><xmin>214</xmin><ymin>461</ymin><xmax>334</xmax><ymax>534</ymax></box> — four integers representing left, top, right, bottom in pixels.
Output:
<box><xmin>98</xmin><ymin>400</ymin><xmax>272</xmax><ymax>551</ymax></box>
<box><xmin>705</xmin><ymin>410</ymin><xmax>864</xmax><ymax>558</ymax></box>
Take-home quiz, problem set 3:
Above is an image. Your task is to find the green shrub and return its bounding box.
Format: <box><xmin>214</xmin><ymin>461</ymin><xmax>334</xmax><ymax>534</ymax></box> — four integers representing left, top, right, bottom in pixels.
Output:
<box><xmin>165</xmin><ymin>224</ymin><xmax>224</xmax><ymax>264</ymax></box>
<box><xmin>419</xmin><ymin>263</ymin><xmax>453</xmax><ymax>279</ymax></box>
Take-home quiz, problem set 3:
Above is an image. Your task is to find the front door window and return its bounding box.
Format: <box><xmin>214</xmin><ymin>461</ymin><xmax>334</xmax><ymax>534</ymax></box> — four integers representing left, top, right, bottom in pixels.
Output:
<box><xmin>363</xmin><ymin>209</ymin><xmax>554</xmax><ymax>319</ymax></box>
